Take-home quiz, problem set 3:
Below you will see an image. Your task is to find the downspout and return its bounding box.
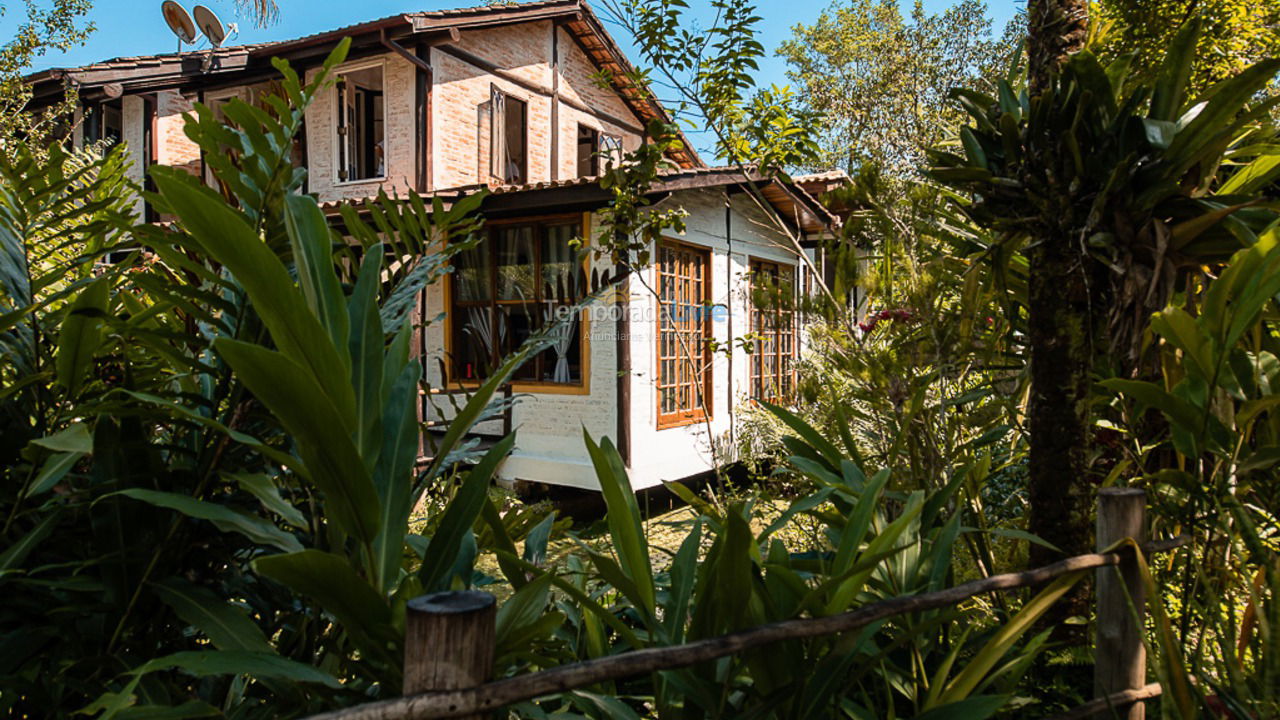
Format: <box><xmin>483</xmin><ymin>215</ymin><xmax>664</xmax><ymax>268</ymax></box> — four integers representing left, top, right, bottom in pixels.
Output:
<box><xmin>615</xmin><ymin>244</ymin><xmax>631</xmax><ymax>469</ymax></box>
<box><xmin>725</xmin><ymin>189</ymin><xmax>735</xmax><ymax>453</ymax></box>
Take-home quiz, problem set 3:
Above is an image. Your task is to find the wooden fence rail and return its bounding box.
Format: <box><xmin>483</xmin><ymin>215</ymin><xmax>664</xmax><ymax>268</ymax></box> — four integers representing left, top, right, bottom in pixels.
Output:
<box><xmin>305</xmin><ymin>489</ymin><xmax>1184</xmax><ymax>720</ymax></box>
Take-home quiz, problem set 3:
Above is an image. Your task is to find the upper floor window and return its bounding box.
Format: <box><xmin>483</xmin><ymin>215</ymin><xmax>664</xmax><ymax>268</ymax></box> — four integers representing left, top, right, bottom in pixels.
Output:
<box><xmin>748</xmin><ymin>259</ymin><xmax>797</xmax><ymax>403</ymax></box>
<box><xmin>336</xmin><ymin>66</ymin><xmax>385</xmax><ymax>182</ymax></box>
<box><xmin>85</xmin><ymin>99</ymin><xmax>122</xmax><ymax>148</ymax></box>
<box><xmin>490</xmin><ymin>86</ymin><xmax>527</xmax><ymax>185</ymax></box>
<box><xmin>656</xmin><ymin>240</ymin><xmax>712</xmax><ymax>427</ymax></box>
<box><xmin>450</xmin><ymin>217</ymin><xmax>586</xmax><ymax>387</ymax></box>
<box><xmin>600</xmin><ymin>133</ymin><xmax>624</xmax><ymax>169</ymax></box>
<box><xmin>577</xmin><ymin>124</ymin><xmax>599</xmax><ymax>177</ymax></box>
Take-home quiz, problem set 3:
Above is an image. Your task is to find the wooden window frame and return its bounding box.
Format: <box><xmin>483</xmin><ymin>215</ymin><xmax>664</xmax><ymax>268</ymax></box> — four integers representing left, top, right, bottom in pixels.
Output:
<box><xmin>445</xmin><ymin>212</ymin><xmax>591</xmax><ymax>395</ymax></box>
<box><xmin>334</xmin><ymin>61</ymin><xmax>387</xmax><ymax>185</ymax></box>
<box><xmin>576</xmin><ymin>123</ymin><xmax>600</xmax><ymax>178</ymax></box>
<box><xmin>748</xmin><ymin>257</ymin><xmax>797</xmax><ymax>404</ymax></box>
<box><xmin>655</xmin><ymin>238</ymin><xmax>713</xmax><ymax>429</ymax></box>
<box><xmin>490</xmin><ymin>85</ymin><xmax>528</xmax><ymax>185</ymax></box>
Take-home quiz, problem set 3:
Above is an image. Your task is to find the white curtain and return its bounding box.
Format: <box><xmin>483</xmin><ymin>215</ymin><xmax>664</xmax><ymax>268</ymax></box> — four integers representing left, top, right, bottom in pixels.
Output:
<box><xmin>543</xmin><ymin>305</ymin><xmax>576</xmax><ymax>383</ymax></box>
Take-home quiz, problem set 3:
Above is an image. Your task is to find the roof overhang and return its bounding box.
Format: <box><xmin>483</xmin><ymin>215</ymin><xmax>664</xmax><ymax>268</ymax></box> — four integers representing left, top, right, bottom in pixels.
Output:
<box><xmin>321</xmin><ymin>166</ymin><xmax>844</xmax><ymax>243</ymax></box>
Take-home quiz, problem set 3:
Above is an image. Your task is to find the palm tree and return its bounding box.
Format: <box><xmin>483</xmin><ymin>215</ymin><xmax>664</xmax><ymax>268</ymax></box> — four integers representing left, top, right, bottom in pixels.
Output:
<box><xmin>236</xmin><ymin>0</ymin><xmax>279</xmax><ymax>28</ymax></box>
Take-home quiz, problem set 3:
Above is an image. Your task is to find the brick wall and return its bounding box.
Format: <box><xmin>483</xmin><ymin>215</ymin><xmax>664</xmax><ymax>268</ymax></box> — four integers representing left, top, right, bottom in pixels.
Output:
<box><xmin>156</xmin><ymin>90</ymin><xmax>201</xmax><ymax>177</ymax></box>
<box><xmin>432</xmin><ymin>20</ymin><xmax>645</xmax><ymax>189</ymax></box>
<box><xmin>305</xmin><ymin>55</ymin><xmax>418</xmax><ymax>204</ymax></box>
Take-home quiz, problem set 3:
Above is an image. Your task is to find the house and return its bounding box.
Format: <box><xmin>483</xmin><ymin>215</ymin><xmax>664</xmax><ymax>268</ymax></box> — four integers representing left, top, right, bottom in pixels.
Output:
<box><xmin>26</xmin><ymin>0</ymin><xmax>848</xmax><ymax>492</ymax></box>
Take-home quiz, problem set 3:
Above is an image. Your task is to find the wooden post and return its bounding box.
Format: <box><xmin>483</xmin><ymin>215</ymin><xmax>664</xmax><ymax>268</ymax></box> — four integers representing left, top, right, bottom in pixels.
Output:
<box><xmin>404</xmin><ymin>590</ymin><xmax>496</xmax><ymax>718</ymax></box>
<box><xmin>1095</xmin><ymin>488</ymin><xmax>1147</xmax><ymax>720</ymax></box>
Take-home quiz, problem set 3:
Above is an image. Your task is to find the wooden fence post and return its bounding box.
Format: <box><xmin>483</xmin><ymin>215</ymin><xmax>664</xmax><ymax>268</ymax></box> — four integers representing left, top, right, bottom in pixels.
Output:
<box><xmin>1095</xmin><ymin>488</ymin><xmax>1147</xmax><ymax>720</ymax></box>
<box><xmin>405</xmin><ymin>590</ymin><xmax>496</xmax><ymax>718</ymax></box>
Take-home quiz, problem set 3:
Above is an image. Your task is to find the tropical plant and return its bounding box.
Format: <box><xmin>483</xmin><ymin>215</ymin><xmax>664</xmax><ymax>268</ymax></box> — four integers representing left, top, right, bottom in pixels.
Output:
<box><xmin>929</xmin><ymin>15</ymin><xmax>1280</xmax><ymax>580</ymax></box>
<box><xmin>1101</xmin><ymin>231</ymin><xmax>1280</xmax><ymax>719</ymax></box>
<box><xmin>0</xmin><ymin>40</ymin><xmax>576</xmax><ymax>718</ymax></box>
<box><xmin>490</xmin><ymin>405</ymin><xmax>1073</xmax><ymax>719</ymax></box>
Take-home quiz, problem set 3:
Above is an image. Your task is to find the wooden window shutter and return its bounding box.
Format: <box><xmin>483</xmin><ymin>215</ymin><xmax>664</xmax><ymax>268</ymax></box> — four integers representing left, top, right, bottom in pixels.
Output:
<box><xmin>490</xmin><ymin>84</ymin><xmax>506</xmax><ymax>182</ymax></box>
<box><xmin>336</xmin><ymin>78</ymin><xmax>349</xmax><ymax>182</ymax></box>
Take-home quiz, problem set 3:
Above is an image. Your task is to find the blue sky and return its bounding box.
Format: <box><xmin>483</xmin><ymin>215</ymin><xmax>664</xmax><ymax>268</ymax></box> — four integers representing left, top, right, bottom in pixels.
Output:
<box><xmin>9</xmin><ymin>0</ymin><xmax>1018</xmax><ymax>157</ymax></box>
<box><xmin>16</xmin><ymin>0</ymin><xmax>1019</xmax><ymax>79</ymax></box>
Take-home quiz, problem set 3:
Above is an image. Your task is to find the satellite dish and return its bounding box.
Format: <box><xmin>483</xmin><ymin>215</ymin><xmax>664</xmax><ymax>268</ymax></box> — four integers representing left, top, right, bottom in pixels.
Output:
<box><xmin>193</xmin><ymin>5</ymin><xmax>226</xmax><ymax>48</ymax></box>
<box><xmin>161</xmin><ymin>1</ymin><xmax>198</xmax><ymax>46</ymax></box>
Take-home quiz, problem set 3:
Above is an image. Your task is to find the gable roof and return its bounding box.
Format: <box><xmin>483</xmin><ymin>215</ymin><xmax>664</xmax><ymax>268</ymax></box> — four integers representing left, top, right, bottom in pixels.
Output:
<box><xmin>26</xmin><ymin>0</ymin><xmax>702</xmax><ymax>168</ymax></box>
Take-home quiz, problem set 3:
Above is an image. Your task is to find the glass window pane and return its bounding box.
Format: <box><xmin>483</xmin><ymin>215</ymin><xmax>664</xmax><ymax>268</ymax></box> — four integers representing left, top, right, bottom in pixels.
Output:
<box><xmin>496</xmin><ymin>226</ymin><xmax>535</xmax><ymax>301</ymax></box>
<box><xmin>542</xmin><ymin>225</ymin><xmax>580</xmax><ymax>302</ymax></box>
<box><xmin>455</xmin><ymin>242</ymin><xmax>492</xmax><ymax>302</ymax></box>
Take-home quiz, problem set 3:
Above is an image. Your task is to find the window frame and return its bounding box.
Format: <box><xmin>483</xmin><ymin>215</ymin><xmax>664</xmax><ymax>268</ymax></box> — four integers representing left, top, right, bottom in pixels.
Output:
<box><xmin>445</xmin><ymin>212</ymin><xmax>592</xmax><ymax>395</ymax></box>
<box><xmin>576</xmin><ymin>123</ymin><xmax>600</xmax><ymax>177</ymax></box>
<box><xmin>489</xmin><ymin>85</ymin><xmax>529</xmax><ymax>185</ymax></box>
<box><xmin>748</xmin><ymin>257</ymin><xmax>798</xmax><ymax>404</ymax></box>
<box><xmin>599</xmin><ymin>133</ymin><xmax>624</xmax><ymax>169</ymax></box>
<box><xmin>655</xmin><ymin>238</ymin><xmax>713</xmax><ymax>429</ymax></box>
<box><xmin>333</xmin><ymin>60</ymin><xmax>388</xmax><ymax>185</ymax></box>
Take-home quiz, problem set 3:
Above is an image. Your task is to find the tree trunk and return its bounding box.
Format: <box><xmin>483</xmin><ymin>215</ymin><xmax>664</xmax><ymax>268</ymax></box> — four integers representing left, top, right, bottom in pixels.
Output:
<box><xmin>1027</xmin><ymin>0</ymin><xmax>1089</xmax><ymax>95</ymax></box>
<box><xmin>1026</xmin><ymin>236</ymin><xmax>1095</xmax><ymax>604</ymax></box>
<box><xmin>1024</xmin><ymin>0</ymin><xmax>1093</xmax><ymax>632</ymax></box>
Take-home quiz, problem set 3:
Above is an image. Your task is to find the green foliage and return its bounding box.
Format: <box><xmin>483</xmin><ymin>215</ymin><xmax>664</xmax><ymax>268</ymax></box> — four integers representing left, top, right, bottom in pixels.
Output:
<box><xmin>498</xmin><ymin>411</ymin><xmax>1063</xmax><ymax>719</ymax></box>
<box><xmin>1099</xmin><ymin>233</ymin><xmax>1280</xmax><ymax>719</ymax></box>
<box><xmin>0</xmin><ymin>0</ymin><xmax>93</xmax><ymax>154</ymax></box>
<box><xmin>0</xmin><ymin>41</ymin><xmax>569</xmax><ymax>717</ymax></box>
<box><xmin>929</xmin><ymin>23</ymin><xmax>1280</xmax><ymax>364</ymax></box>
<box><xmin>780</xmin><ymin>0</ymin><xmax>1018</xmax><ymax>176</ymax></box>
<box><xmin>1096</xmin><ymin>0</ymin><xmax>1280</xmax><ymax>97</ymax></box>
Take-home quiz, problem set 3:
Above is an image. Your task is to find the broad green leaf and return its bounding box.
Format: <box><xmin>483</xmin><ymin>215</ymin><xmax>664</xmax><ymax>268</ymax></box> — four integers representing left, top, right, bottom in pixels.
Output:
<box><xmin>1099</xmin><ymin>379</ymin><xmax>1205</xmax><ymax>436</ymax></box>
<box><xmin>987</xmin><ymin>527</ymin><xmax>1061</xmax><ymax>553</ymax></box>
<box><xmin>114</xmin><ymin>489</ymin><xmax>303</xmax><ymax>553</ymax></box>
<box><xmin>150</xmin><ymin>167</ymin><xmax>355</xmax><ymax>420</ymax></box>
<box><xmin>1148</xmin><ymin>15</ymin><xmax>1201</xmax><ymax>122</ymax></box>
<box><xmin>938</xmin><ymin>572</ymin><xmax>1085</xmax><ymax>704</ymax></box>
<box><xmin>284</xmin><ymin>192</ymin><xmax>349</xmax><ymax>359</ymax></box>
<box><xmin>371</xmin><ymin>360</ymin><xmax>423</xmax><ymax>593</ymax></box>
<box><xmin>135</xmin><ymin>649</ymin><xmax>340</xmax><ymax>686</ymax></box>
<box><xmin>56</xmin><ymin>276</ymin><xmax>110</xmax><ymax>396</ymax></box>
<box><xmin>0</xmin><ymin>511</ymin><xmax>59</xmax><ymax>576</ymax></box>
<box><xmin>253</xmin><ymin>550</ymin><xmax>397</xmax><ymax>664</ymax></box>
<box><xmin>495</xmin><ymin>573</ymin><xmax>553</xmax><ymax>655</ymax></box>
<box><xmin>31</xmin><ymin>423</ymin><xmax>93</xmax><ymax>453</ymax></box>
<box><xmin>347</xmin><ymin>241</ymin><xmax>384</xmax><ymax>465</ymax></box>
<box><xmin>419</xmin><ymin>434</ymin><xmax>515</xmax><ymax>592</ymax></box>
<box><xmin>230</xmin><ymin>473</ymin><xmax>307</xmax><ymax>529</ymax></box>
<box><xmin>152</xmin><ymin>577</ymin><xmax>274</xmax><ymax>653</ymax></box>
<box><xmin>24</xmin><ymin>451</ymin><xmax>81</xmax><ymax>497</ymax></box>
<box><xmin>213</xmin><ymin>339</ymin><xmax>380</xmax><ymax>543</ymax></box>
<box><xmin>584</xmin><ymin>430</ymin><xmax>655</xmax><ymax>613</ymax></box>
<box><xmin>763</xmin><ymin>401</ymin><xmax>844</xmax><ymax>472</ymax></box>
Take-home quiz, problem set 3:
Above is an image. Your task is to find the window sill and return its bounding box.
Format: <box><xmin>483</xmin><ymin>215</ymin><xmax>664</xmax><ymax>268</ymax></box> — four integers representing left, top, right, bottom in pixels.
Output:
<box><xmin>449</xmin><ymin>380</ymin><xmax>591</xmax><ymax>396</ymax></box>
<box><xmin>656</xmin><ymin>412</ymin><xmax>708</xmax><ymax>430</ymax></box>
<box><xmin>333</xmin><ymin>176</ymin><xmax>388</xmax><ymax>187</ymax></box>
